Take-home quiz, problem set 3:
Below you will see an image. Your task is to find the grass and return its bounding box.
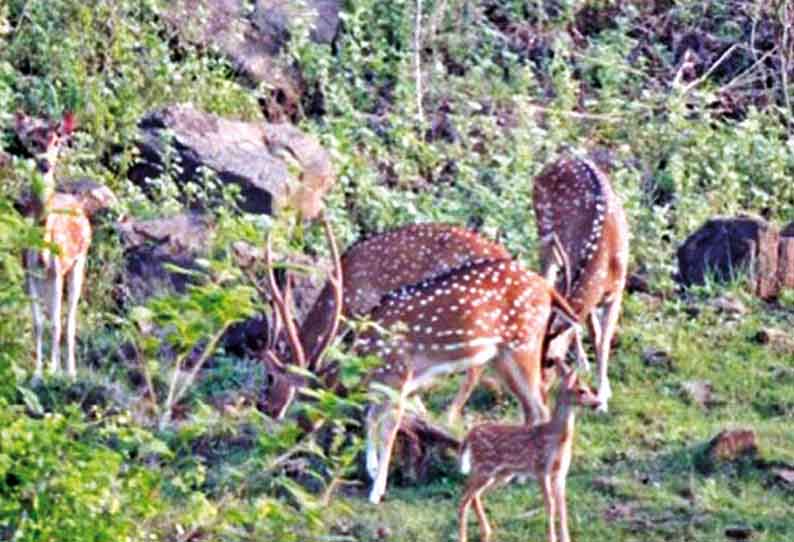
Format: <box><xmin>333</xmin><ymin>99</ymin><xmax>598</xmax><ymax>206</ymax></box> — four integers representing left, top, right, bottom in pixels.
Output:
<box><xmin>328</xmin><ymin>289</ymin><xmax>794</xmax><ymax>541</ymax></box>
<box><xmin>2</xmin><ymin>0</ymin><xmax>794</xmax><ymax>540</ymax></box>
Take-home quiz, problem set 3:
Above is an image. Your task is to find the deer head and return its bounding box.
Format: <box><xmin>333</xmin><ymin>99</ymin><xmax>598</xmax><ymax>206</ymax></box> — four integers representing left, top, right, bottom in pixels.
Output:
<box><xmin>245</xmin><ymin>213</ymin><xmax>344</xmax><ymax>419</ymax></box>
<box><xmin>15</xmin><ymin>112</ymin><xmax>76</xmax><ymax>179</ymax></box>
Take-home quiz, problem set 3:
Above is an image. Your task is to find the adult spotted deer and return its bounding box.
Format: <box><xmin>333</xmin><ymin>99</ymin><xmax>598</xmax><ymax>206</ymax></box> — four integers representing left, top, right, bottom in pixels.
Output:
<box><xmin>16</xmin><ymin>112</ymin><xmax>117</xmax><ymax>377</ymax></box>
<box><xmin>355</xmin><ymin>257</ymin><xmax>583</xmax><ymax>503</ymax></box>
<box><xmin>254</xmin><ymin>223</ymin><xmax>585</xmax><ymax>503</ymax></box>
<box><xmin>297</xmin><ymin>223</ymin><xmax>512</xmax><ymax>422</ymax></box>
<box><xmin>458</xmin><ymin>362</ymin><xmax>601</xmax><ymax>542</ymax></box>
<box><xmin>272</xmin><ymin>223</ymin><xmax>574</xmax><ymax>424</ymax></box>
<box><xmin>533</xmin><ymin>157</ymin><xmax>629</xmax><ymax>412</ymax></box>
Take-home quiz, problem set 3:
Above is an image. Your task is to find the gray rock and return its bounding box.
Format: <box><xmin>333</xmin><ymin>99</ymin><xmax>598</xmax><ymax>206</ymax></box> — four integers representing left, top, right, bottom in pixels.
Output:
<box><xmin>681</xmin><ymin>380</ymin><xmax>716</xmax><ymax>409</ymax></box>
<box><xmin>708</xmin><ymin>295</ymin><xmax>748</xmax><ymax>316</ymax></box>
<box><xmin>163</xmin><ymin>0</ymin><xmax>339</xmax><ymax>86</ymax></box>
<box><xmin>116</xmin><ymin>213</ymin><xmax>213</xmax><ymax>302</ymax></box>
<box><xmin>128</xmin><ymin>104</ymin><xmax>334</xmax><ymax>218</ymax></box>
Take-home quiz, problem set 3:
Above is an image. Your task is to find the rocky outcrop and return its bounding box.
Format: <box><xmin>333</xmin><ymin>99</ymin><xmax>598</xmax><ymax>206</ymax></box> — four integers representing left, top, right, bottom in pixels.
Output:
<box><xmin>677</xmin><ymin>215</ymin><xmax>781</xmax><ymax>299</ymax></box>
<box><xmin>128</xmin><ymin>104</ymin><xmax>334</xmax><ymax>219</ymax></box>
<box><xmin>695</xmin><ymin>428</ymin><xmax>758</xmax><ymax>474</ymax></box>
<box><xmin>778</xmin><ymin>222</ymin><xmax>794</xmax><ymax>290</ymax></box>
<box><xmin>162</xmin><ymin>0</ymin><xmax>341</xmax><ymax>119</ymax></box>
<box><xmin>116</xmin><ymin>213</ymin><xmax>213</xmax><ymax>302</ymax></box>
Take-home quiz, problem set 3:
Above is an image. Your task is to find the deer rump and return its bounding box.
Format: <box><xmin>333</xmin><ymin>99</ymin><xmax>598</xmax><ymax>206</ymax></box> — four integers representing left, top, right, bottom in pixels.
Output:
<box><xmin>533</xmin><ymin>158</ymin><xmax>610</xmax><ymax>295</ymax></box>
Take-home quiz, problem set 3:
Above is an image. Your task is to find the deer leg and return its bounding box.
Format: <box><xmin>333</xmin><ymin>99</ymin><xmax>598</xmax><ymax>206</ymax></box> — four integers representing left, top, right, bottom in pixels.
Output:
<box><xmin>48</xmin><ymin>262</ymin><xmax>64</xmax><ymax>375</ymax></box>
<box><xmin>365</xmin><ymin>404</ymin><xmax>383</xmax><ymax>479</ymax></box>
<box><xmin>495</xmin><ymin>348</ymin><xmax>549</xmax><ymax>424</ymax></box>
<box><xmin>26</xmin><ymin>254</ymin><xmax>45</xmax><ymax>377</ymax></box>
<box><xmin>473</xmin><ymin>477</ymin><xmax>496</xmax><ymax>542</ymax></box>
<box><xmin>595</xmin><ymin>291</ymin><xmax>622</xmax><ymax>412</ymax></box>
<box><xmin>447</xmin><ymin>365</ymin><xmax>484</xmax><ymax>425</ymax></box>
<box><xmin>65</xmin><ymin>255</ymin><xmax>86</xmax><ymax>379</ymax></box>
<box><xmin>541</xmin><ymin>474</ymin><xmax>557</xmax><ymax>542</ymax></box>
<box><xmin>368</xmin><ymin>390</ymin><xmax>406</xmax><ymax>504</ymax></box>
<box><xmin>553</xmin><ymin>474</ymin><xmax>570</xmax><ymax>542</ymax></box>
<box><xmin>587</xmin><ymin>310</ymin><xmax>601</xmax><ymax>354</ymax></box>
<box><xmin>459</xmin><ymin>475</ymin><xmax>491</xmax><ymax>542</ymax></box>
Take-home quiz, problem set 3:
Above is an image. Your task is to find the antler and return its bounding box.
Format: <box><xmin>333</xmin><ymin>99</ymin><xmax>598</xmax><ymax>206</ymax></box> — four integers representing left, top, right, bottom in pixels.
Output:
<box><xmin>265</xmin><ymin>228</ymin><xmax>308</xmax><ymax>367</ymax></box>
<box><xmin>306</xmin><ymin>214</ymin><xmax>344</xmax><ymax>370</ymax></box>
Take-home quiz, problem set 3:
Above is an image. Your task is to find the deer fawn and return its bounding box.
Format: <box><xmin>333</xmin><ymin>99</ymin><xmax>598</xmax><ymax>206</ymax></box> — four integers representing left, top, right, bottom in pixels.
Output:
<box><xmin>458</xmin><ymin>362</ymin><xmax>601</xmax><ymax>542</ymax></box>
<box><xmin>533</xmin><ymin>157</ymin><xmax>629</xmax><ymax>412</ymax></box>
<box><xmin>15</xmin><ymin>112</ymin><xmax>117</xmax><ymax>378</ymax></box>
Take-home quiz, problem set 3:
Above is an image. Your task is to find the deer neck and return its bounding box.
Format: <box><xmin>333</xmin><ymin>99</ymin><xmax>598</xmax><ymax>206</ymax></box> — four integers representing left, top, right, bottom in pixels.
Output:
<box><xmin>31</xmin><ymin>172</ymin><xmax>57</xmax><ymax>220</ymax></box>
<box><xmin>548</xmin><ymin>394</ymin><xmax>577</xmax><ymax>442</ymax></box>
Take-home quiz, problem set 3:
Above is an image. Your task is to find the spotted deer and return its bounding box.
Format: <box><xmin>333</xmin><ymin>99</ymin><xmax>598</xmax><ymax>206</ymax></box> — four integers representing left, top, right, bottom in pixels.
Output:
<box><xmin>15</xmin><ymin>112</ymin><xmax>117</xmax><ymax>378</ymax></box>
<box><xmin>297</xmin><ymin>223</ymin><xmax>512</xmax><ymax>422</ymax></box>
<box><xmin>533</xmin><ymin>157</ymin><xmax>629</xmax><ymax>412</ymax></box>
<box><xmin>458</xmin><ymin>362</ymin><xmax>601</xmax><ymax>542</ymax></box>
<box><xmin>254</xmin><ymin>223</ymin><xmax>586</xmax><ymax>503</ymax></box>
<box><xmin>356</xmin><ymin>257</ymin><xmax>585</xmax><ymax>503</ymax></box>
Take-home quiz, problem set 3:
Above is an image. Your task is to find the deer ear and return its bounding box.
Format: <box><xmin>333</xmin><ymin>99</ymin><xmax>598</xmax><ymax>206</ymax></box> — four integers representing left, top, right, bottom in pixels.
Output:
<box><xmin>60</xmin><ymin>112</ymin><xmax>76</xmax><ymax>135</ymax></box>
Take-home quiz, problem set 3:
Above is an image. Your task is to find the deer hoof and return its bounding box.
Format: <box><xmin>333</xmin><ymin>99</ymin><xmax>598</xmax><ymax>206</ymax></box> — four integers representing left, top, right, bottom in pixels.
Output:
<box><xmin>368</xmin><ymin>488</ymin><xmax>383</xmax><ymax>504</ymax></box>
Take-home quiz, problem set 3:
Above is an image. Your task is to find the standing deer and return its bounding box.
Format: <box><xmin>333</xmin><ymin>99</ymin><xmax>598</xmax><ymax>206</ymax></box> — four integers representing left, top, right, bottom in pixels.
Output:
<box><xmin>255</xmin><ymin>223</ymin><xmax>586</xmax><ymax>503</ymax></box>
<box><xmin>360</xmin><ymin>258</ymin><xmax>586</xmax><ymax>504</ymax></box>
<box><xmin>15</xmin><ymin>112</ymin><xmax>117</xmax><ymax>378</ymax></box>
<box><xmin>458</xmin><ymin>362</ymin><xmax>602</xmax><ymax>542</ymax></box>
<box><xmin>533</xmin><ymin>157</ymin><xmax>629</xmax><ymax>412</ymax></box>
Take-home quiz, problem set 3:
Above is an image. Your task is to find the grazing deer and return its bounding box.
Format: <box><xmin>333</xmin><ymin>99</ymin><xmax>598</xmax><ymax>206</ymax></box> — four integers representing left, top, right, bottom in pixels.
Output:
<box><xmin>269</xmin><ymin>223</ymin><xmax>574</xmax><ymax>425</ymax></box>
<box><xmin>298</xmin><ymin>223</ymin><xmax>512</xmax><ymax>422</ymax></box>
<box><xmin>358</xmin><ymin>258</ymin><xmax>584</xmax><ymax>503</ymax></box>
<box><xmin>533</xmin><ymin>157</ymin><xmax>629</xmax><ymax>412</ymax></box>
<box><xmin>458</xmin><ymin>362</ymin><xmax>601</xmax><ymax>542</ymax></box>
<box><xmin>15</xmin><ymin>112</ymin><xmax>117</xmax><ymax>378</ymax></box>
<box><xmin>253</xmin><ymin>223</ymin><xmax>585</xmax><ymax>503</ymax></box>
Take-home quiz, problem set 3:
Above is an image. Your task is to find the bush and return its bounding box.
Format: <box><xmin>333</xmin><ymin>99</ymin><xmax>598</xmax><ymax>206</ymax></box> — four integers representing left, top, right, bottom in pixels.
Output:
<box><xmin>0</xmin><ymin>403</ymin><xmax>162</xmax><ymax>542</ymax></box>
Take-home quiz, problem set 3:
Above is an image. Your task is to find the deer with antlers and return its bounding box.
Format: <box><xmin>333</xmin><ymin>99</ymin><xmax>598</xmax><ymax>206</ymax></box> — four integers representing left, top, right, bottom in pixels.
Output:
<box><xmin>251</xmin><ymin>218</ymin><xmax>588</xmax><ymax>503</ymax></box>
<box><xmin>458</xmin><ymin>361</ymin><xmax>602</xmax><ymax>542</ymax></box>
<box><xmin>259</xmin><ymin>222</ymin><xmax>572</xmax><ymax>424</ymax></box>
<box><xmin>533</xmin><ymin>157</ymin><xmax>629</xmax><ymax>412</ymax></box>
<box><xmin>15</xmin><ymin>112</ymin><xmax>117</xmax><ymax>378</ymax></box>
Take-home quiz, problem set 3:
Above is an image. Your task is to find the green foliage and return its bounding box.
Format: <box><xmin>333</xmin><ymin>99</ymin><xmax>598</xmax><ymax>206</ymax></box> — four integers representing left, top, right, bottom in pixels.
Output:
<box><xmin>0</xmin><ymin>403</ymin><xmax>162</xmax><ymax>542</ymax></box>
<box><xmin>1</xmin><ymin>0</ymin><xmax>794</xmax><ymax>541</ymax></box>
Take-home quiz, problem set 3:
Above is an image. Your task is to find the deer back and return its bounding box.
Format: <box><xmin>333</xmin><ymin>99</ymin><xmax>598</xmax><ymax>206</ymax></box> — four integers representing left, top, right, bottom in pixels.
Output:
<box><xmin>300</xmin><ymin>224</ymin><xmax>510</xmax><ymax>364</ymax></box>
<box><xmin>357</xmin><ymin>259</ymin><xmax>554</xmax><ymax>387</ymax></box>
<box><xmin>533</xmin><ymin>157</ymin><xmax>628</xmax><ymax>315</ymax></box>
<box><xmin>463</xmin><ymin>422</ymin><xmax>549</xmax><ymax>477</ymax></box>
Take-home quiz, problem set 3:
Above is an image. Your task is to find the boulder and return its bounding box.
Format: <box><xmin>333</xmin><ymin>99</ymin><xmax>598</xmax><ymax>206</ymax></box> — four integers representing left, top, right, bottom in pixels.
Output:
<box><xmin>116</xmin><ymin>213</ymin><xmax>213</xmax><ymax>302</ymax></box>
<box><xmin>128</xmin><ymin>104</ymin><xmax>334</xmax><ymax>218</ymax></box>
<box><xmin>252</xmin><ymin>0</ymin><xmax>341</xmax><ymax>47</ymax></box>
<box><xmin>162</xmin><ymin>0</ymin><xmax>340</xmax><ymax>118</ymax></box>
<box><xmin>677</xmin><ymin>215</ymin><xmax>780</xmax><ymax>299</ymax></box>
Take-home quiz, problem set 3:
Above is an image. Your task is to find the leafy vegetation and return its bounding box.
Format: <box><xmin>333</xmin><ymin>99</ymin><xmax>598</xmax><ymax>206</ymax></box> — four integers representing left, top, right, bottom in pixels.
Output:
<box><xmin>1</xmin><ymin>1</ymin><xmax>793</xmax><ymax>541</ymax></box>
